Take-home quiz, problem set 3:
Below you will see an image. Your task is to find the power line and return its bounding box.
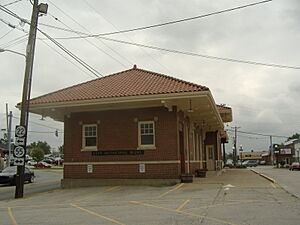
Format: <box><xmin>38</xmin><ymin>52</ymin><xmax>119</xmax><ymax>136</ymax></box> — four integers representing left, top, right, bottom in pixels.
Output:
<box><xmin>227</xmin><ymin>128</ymin><xmax>288</xmax><ymax>138</ymax></box>
<box><xmin>12</xmin><ymin>115</ymin><xmax>63</xmax><ymax>130</ymax></box>
<box><xmin>37</xmin><ymin>28</ymin><xmax>102</xmax><ymax>78</ymax></box>
<box><xmin>1</xmin><ymin>34</ymin><xmax>27</xmax><ymax>48</ymax></box>
<box><xmin>46</xmin><ymin>0</ymin><xmax>132</xmax><ymax>67</ymax></box>
<box><xmin>0</xmin><ymin>5</ymin><xmax>103</xmax><ymax>78</ymax></box>
<box><xmin>46</xmin><ymin>13</ymin><xmax>129</xmax><ymax>68</ymax></box>
<box><xmin>3</xmin><ymin>2</ymin><xmax>298</xmax><ymax>70</ymax></box>
<box><xmin>0</xmin><ymin>4</ymin><xmax>28</xmax><ymax>24</ymax></box>
<box><xmin>95</xmin><ymin>36</ymin><xmax>300</xmax><ymax>70</ymax></box>
<box><xmin>82</xmin><ymin>0</ymin><xmax>172</xmax><ymax>74</ymax></box>
<box><xmin>55</xmin><ymin>0</ymin><xmax>272</xmax><ymax>39</ymax></box>
<box><xmin>39</xmin><ymin>38</ymin><xmax>96</xmax><ymax>79</ymax></box>
<box><xmin>0</xmin><ymin>27</ymin><xmax>14</xmax><ymax>40</ymax></box>
<box><xmin>3</xmin><ymin>0</ymin><xmax>23</xmax><ymax>7</ymax></box>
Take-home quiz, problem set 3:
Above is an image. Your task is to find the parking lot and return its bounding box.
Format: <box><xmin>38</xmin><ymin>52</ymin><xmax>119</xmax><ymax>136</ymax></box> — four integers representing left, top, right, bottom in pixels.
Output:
<box><xmin>1</xmin><ymin>169</ymin><xmax>300</xmax><ymax>225</ymax></box>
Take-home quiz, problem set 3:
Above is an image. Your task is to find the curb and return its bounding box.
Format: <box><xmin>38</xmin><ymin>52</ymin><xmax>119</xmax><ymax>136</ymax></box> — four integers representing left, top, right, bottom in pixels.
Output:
<box><xmin>250</xmin><ymin>169</ymin><xmax>276</xmax><ymax>183</ymax></box>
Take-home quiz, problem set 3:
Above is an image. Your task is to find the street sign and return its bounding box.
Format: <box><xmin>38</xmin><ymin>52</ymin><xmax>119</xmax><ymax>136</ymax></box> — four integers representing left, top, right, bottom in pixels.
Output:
<box><xmin>15</xmin><ymin>125</ymin><xmax>26</xmax><ymax>138</ymax></box>
<box><xmin>13</xmin><ymin>146</ymin><xmax>25</xmax><ymax>158</ymax></box>
<box><xmin>15</xmin><ymin>137</ymin><xmax>25</xmax><ymax>146</ymax></box>
<box><xmin>14</xmin><ymin>158</ymin><xmax>25</xmax><ymax>166</ymax></box>
<box><xmin>13</xmin><ymin>125</ymin><xmax>27</xmax><ymax>166</ymax></box>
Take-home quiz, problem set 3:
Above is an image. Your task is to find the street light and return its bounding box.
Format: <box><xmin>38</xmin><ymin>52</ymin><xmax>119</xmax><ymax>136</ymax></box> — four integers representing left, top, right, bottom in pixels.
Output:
<box><xmin>0</xmin><ymin>48</ymin><xmax>26</xmax><ymax>58</ymax></box>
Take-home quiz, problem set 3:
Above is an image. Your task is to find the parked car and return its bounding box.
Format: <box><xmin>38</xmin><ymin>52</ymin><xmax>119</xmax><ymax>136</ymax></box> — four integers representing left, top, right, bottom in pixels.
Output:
<box><xmin>27</xmin><ymin>160</ymin><xmax>37</xmax><ymax>166</ymax></box>
<box><xmin>242</xmin><ymin>160</ymin><xmax>258</xmax><ymax>167</ymax></box>
<box><xmin>0</xmin><ymin>166</ymin><xmax>34</xmax><ymax>185</ymax></box>
<box><xmin>289</xmin><ymin>162</ymin><xmax>300</xmax><ymax>171</ymax></box>
<box><xmin>34</xmin><ymin>162</ymin><xmax>51</xmax><ymax>168</ymax></box>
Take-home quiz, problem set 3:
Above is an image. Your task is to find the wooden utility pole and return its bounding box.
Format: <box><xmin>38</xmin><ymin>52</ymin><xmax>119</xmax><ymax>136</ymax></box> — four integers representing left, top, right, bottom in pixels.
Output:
<box><xmin>15</xmin><ymin>0</ymin><xmax>48</xmax><ymax>199</ymax></box>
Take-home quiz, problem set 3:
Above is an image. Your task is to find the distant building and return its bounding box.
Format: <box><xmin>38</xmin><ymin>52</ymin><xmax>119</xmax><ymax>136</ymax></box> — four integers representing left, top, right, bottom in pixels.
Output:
<box><xmin>239</xmin><ymin>150</ymin><xmax>264</xmax><ymax>161</ymax></box>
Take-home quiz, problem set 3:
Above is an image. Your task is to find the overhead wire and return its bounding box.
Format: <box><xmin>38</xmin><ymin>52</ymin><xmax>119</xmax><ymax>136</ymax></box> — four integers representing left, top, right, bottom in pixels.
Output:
<box><xmin>226</xmin><ymin>128</ymin><xmax>288</xmax><ymax>138</ymax></box>
<box><xmin>12</xmin><ymin>115</ymin><xmax>63</xmax><ymax>130</ymax></box>
<box><xmin>0</xmin><ymin>34</ymin><xmax>27</xmax><ymax>48</ymax></box>
<box><xmin>3</xmin><ymin>0</ymin><xmax>23</xmax><ymax>7</ymax></box>
<box><xmin>38</xmin><ymin>28</ymin><xmax>102</xmax><ymax>78</ymax></box>
<box><xmin>0</xmin><ymin>27</ymin><xmax>14</xmax><ymax>40</ymax></box>
<box><xmin>3</xmin><ymin>1</ymin><xmax>298</xmax><ymax>70</ymax></box>
<box><xmin>82</xmin><ymin>0</ymin><xmax>172</xmax><ymax>74</ymax></box>
<box><xmin>39</xmin><ymin>37</ymin><xmax>97</xmax><ymax>79</ymax></box>
<box><xmin>0</xmin><ymin>4</ymin><xmax>103</xmax><ymax>78</ymax></box>
<box><xmin>46</xmin><ymin>0</ymin><xmax>132</xmax><ymax>67</ymax></box>
<box><xmin>46</xmin><ymin>12</ymin><xmax>129</xmax><ymax>68</ymax></box>
<box><xmin>94</xmin><ymin>36</ymin><xmax>300</xmax><ymax>70</ymax></box>
<box><xmin>54</xmin><ymin>0</ymin><xmax>272</xmax><ymax>39</ymax></box>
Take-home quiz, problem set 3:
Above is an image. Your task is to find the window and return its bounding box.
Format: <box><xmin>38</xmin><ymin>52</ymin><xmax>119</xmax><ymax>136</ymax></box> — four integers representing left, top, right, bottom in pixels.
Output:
<box><xmin>82</xmin><ymin>124</ymin><xmax>97</xmax><ymax>150</ymax></box>
<box><xmin>138</xmin><ymin>121</ymin><xmax>155</xmax><ymax>148</ymax></box>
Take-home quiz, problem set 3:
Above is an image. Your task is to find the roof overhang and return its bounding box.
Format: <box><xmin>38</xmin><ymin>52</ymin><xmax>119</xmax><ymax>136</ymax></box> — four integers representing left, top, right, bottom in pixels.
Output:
<box><xmin>21</xmin><ymin>91</ymin><xmax>229</xmax><ymax>131</ymax></box>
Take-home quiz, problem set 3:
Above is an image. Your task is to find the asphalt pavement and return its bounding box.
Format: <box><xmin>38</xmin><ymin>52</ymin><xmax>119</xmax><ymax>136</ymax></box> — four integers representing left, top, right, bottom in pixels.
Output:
<box><xmin>0</xmin><ymin>169</ymin><xmax>62</xmax><ymax>201</ymax></box>
<box><xmin>252</xmin><ymin>165</ymin><xmax>300</xmax><ymax>199</ymax></box>
<box><xmin>1</xmin><ymin>168</ymin><xmax>299</xmax><ymax>225</ymax></box>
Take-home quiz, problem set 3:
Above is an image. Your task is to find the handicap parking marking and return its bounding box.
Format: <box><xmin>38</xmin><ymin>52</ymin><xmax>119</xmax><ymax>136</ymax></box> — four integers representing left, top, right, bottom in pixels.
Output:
<box><xmin>70</xmin><ymin>203</ymin><xmax>125</xmax><ymax>225</ymax></box>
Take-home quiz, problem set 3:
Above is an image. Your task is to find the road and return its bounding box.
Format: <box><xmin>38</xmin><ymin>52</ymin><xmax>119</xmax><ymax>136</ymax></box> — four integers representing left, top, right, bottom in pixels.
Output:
<box><xmin>0</xmin><ymin>169</ymin><xmax>62</xmax><ymax>201</ymax></box>
<box><xmin>253</xmin><ymin>166</ymin><xmax>300</xmax><ymax>199</ymax></box>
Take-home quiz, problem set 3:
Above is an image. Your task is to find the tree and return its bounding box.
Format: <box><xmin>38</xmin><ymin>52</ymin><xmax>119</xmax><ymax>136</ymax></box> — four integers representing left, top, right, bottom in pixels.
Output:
<box><xmin>0</xmin><ymin>133</ymin><xmax>8</xmax><ymax>145</ymax></box>
<box><xmin>58</xmin><ymin>145</ymin><xmax>64</xmax><ymax>155</ymax></box>
<box><xmin>287</xmin><ymin>133</ymin><xmax>300</xmax><ymax>141</ymax></box>
<box><xmin>30</xmin><ymin>147</ymin><xmax>44</xmax><ymax>163</ymax></box>
<box><xmin>28</xmin><ymin>141</ymin><xmax>51</xmax><ymax>155</ymax></box>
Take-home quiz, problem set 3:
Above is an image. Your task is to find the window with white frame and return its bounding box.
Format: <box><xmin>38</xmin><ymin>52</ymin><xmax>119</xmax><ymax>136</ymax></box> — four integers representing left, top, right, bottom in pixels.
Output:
<box><xmin>138</xmin><ymin>121</ymin><xmax>155</xmax><ymax>148</ymax></box>
<box><xmin>82</xmin><ymin>124</ymin><xmax>97</xmax><ymax>150</ymax></box>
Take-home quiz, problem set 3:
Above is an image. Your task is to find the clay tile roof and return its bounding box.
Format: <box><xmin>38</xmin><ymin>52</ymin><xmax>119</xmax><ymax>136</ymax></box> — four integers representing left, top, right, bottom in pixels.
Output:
<box><xmin>29</xmin><ymin>66</ymin><xmax>209</xmax><ymax>105</ymax></box>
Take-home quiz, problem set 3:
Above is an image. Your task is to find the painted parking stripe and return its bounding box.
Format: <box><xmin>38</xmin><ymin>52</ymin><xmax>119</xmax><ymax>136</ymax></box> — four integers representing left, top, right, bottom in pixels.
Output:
<box><xmin>158</xmin><ymin>183</ymin><xmax>184</xmax><ymax>198</ymax></box>
<box><xmin>130</xmin><ymin>201</ymin><xmax>237</xmax><ymax>225</ymax></box>
<box><xmin>7</xmin><ymin>207</ymin><xmax>18</xmax><ymax>225</ymax></box>
<box><xmin>176</xmin><ymin>199</ymin><xmax>190</xmax><ymax>211</ymax></box>
<box><xmin>73</xmin><ymin>186</ymin><xmax>120</xmax><ymax>203</ymax></box>
<box><xmin>70</xmin><ymin>203</ymin><xmax>125</xmax><ymax>225</ymax></box>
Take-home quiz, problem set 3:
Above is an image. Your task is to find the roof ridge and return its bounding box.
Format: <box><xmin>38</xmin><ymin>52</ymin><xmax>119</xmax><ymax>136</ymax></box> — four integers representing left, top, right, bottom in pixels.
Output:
<box><xmin>134</xmin><ymin>67</ymin><xmax>208</xmax><ymax>90</ymax></box>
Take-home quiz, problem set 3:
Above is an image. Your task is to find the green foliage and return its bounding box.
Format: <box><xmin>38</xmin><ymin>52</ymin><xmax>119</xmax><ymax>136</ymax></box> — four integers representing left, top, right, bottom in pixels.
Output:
<box><xmin>30</xmin><ymin>147</ymin><xmax>44</xmax><ymax>163</ymax></box>
<box><xmin>0</xmin><ymin>133</ymin><xmax>8</xmax><ymax>145</ymax></box>
<box><xmin>58</xmin><ymin>145</ymin><xmax>64</xmax><ymax>154</ymax></box>
<box><xmin>287</xmin><ymin>133</ymin><xmax>300</xmax><ymax>141</ymax></box>
<box><xmin>28</xmin><ymin>141</ymin><xmax>51</xmax><ymax>155</ymax></box>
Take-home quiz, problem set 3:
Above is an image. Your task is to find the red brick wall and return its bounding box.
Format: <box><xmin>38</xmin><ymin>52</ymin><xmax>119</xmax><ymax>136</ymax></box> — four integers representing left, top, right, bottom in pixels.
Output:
<box><xmin>64</xmin><ymin>107</ymin><xmax>180</xmax><ymax>179</ymax></box>
<box><xmin>64</xmin><ymin>163</ymin><xmax>180</xmax><ymax>179</ymax></box>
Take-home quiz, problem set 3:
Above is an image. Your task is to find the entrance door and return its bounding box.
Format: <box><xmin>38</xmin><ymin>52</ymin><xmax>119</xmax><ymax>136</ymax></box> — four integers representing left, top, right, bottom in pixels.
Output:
<box><xmin>206</xmin><ymin>145</ymin><xmax>215</xmax><ymax>171</ymax></box>
<box><xmin>179</xmin><ymin>131</ymin><xmax>185</xmax><ymax>174</ymax></box>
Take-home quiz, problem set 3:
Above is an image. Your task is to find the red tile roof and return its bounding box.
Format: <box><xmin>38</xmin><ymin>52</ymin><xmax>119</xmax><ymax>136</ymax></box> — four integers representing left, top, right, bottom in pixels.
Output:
<box><xmin>29</xmin><ymin>66</ymin><xmax>209</xmax><ymax>105</ymax></box>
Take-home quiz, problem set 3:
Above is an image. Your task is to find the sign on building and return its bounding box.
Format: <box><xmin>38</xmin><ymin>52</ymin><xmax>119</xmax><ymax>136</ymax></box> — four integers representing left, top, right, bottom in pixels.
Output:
<box><xmin>280</xmin><ymin>148</ymin><xmax>292</xmax><ymax>155</ymax></box>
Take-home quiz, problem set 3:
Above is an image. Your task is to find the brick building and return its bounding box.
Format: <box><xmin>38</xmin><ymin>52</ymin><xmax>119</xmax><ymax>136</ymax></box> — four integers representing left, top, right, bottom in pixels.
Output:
<box><xmin>24</xmin><ymin>66</ymin><xmax>232</xmax><ymax>187</ymax></box>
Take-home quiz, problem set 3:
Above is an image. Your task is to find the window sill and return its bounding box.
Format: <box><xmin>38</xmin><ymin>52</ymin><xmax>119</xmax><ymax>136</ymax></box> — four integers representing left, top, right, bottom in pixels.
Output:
<box><xmin>137</xmin><ymin>146</ymin><xmax>156</xmax><ymax>150</ymax></box>
<box><xmin>81</xmin><ymin>148</ymin><xmax>97</xmax><ymax>152</ymax></box>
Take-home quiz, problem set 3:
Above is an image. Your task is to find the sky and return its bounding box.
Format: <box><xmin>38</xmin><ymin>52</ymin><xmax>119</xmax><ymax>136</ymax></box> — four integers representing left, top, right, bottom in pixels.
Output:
<box><xmin>0</xmin><ymin>0</ymin><xmax>299</xmax><ymax>153</ymax></box>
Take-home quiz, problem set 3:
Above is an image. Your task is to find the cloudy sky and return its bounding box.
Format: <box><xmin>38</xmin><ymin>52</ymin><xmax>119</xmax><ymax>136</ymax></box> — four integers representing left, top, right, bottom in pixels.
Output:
<box><xmin>0</xmin><ymin>0</ymin><xmax>299</xmax><ymax>152</ymax></box>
